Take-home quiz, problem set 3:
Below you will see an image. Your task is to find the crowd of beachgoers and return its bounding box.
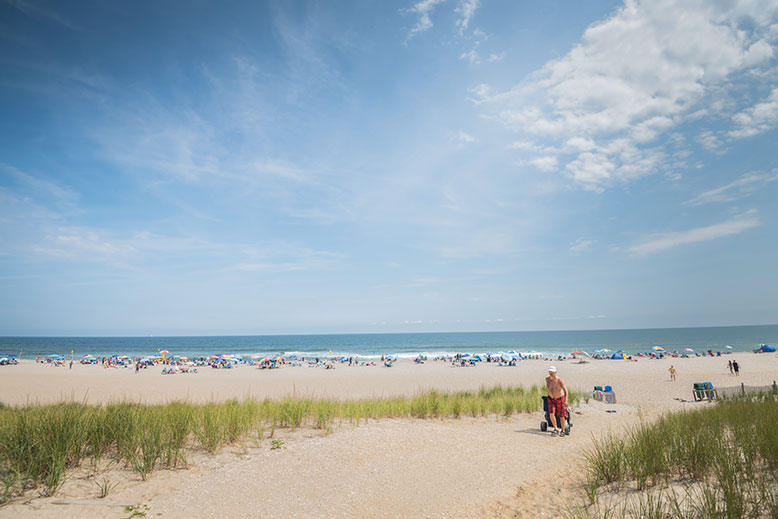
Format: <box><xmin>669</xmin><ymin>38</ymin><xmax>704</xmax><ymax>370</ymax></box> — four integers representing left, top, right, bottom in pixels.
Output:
<box><xmin>18</xmin><ymin>344</ymin><xmax>771</xmax><ymax>374</ymax></box>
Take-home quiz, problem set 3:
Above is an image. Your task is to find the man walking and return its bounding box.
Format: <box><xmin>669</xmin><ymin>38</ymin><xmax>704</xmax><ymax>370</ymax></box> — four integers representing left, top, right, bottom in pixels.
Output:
<box><xmin>733</xmin><ymin>360</ymin><xmax>740</xmax><ymax>376</ymax></box>
<box><xmin>545</xmin><ymin>366</ymin><xmax>569</xmax><ymax>437</ymax></box>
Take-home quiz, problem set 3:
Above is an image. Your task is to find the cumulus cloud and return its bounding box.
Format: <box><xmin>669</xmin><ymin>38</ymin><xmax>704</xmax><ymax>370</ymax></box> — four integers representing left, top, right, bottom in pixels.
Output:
<box><xmin>476</xmin><ymin>0</ymin><xmax>778</xmax><ymax>190</ymax></box>
<box><xmin>684</xmin><ymin>170</ymin><xmax>778</xmax><ymax>206</ymax></box>
<box><xmin>628</xmin><ymin>210</ymin><xmax>761</xmax><ymax>255</ymax></box>
<box><xmin>729</xmin><ymin>88</ymin><xmax>778</xmax><ymax>139</ymax></box>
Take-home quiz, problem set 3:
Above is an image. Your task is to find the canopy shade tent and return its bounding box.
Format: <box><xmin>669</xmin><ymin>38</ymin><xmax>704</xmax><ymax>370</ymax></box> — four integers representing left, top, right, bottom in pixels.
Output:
<box><xmin>611</xmin><ymin>353</ymin><xmax>626</xmax><ymax>360</ymax></box>
<box><xmin>759</xmin><ymin>344</ymin><xmax>776</xmax><ymax>353</ymax></box>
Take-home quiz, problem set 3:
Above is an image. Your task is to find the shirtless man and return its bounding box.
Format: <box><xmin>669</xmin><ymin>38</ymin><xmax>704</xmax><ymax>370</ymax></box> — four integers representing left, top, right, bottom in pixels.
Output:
<box><xmin>545</xmin><ymin>366</ymin><xmax>568</xmax><ymax>436</ymax></box>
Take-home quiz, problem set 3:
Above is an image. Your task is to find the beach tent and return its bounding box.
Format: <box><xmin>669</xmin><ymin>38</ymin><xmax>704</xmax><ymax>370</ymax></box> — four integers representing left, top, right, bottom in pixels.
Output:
<box><xmin>760</xmin><ymin>344</ymin><xmax>776</xmax><ymax>353</ymax></box>
<box><xmin>610</xmin><ymin>353</ymin><xmax>626</xmax><ymax>360</ymax></box>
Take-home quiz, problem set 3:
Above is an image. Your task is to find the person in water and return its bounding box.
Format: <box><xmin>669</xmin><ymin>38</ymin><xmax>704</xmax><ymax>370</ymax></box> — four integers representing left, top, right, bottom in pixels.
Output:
<box><xmin>545</xmin><ymin>366</ymin><xmax>569</xmax><ymax>437</ymax></box>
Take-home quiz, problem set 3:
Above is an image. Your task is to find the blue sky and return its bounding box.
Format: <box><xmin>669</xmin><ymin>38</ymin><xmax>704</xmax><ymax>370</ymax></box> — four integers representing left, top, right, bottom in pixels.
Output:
<box><xmin>1</xmin><ymin>0</ymin><xmax>777</xmax><ymax>336</ymax></box>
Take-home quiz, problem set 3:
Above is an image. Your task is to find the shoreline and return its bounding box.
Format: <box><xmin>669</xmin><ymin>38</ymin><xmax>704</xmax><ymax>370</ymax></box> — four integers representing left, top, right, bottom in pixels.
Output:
<box><xmin>1</xmin><ymin>351</ymin><xmax>775</xmax><ymax>406</ymax></box>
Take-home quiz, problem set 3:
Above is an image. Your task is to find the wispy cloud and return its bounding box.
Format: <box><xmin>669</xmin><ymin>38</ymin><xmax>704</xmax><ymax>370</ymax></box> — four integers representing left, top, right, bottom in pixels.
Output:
<box><xmin>455</xmin><ymin>129</ymin><xmax>478</xmax><ymax>143</ymax></box>
<box><xmin>628</xmin><ymin>210</ymin><xmax>761</xmax><ymax>255</ymax></box>
<box><xmin>459</xmin><ymin>49</ymin><xmax>504</xmax><ymax>65</ymax></box>
<box><xmin>4</xmin><ymin>0</ymin><xmax>80</xmax><ymax>30</ymax></box>
<box><xmin>455</xmin><ymin>0</ymin><xmax>480</xmax><ymax>34</ymax></box>
<box><xmin>570</xmin><ymin>238</ymin><xmax>594</xmax><ymax>254</ymax></box>
<box><xmin>1</xmin><ymin>164</ymin><xmax>79</xmax><ymax>208</ymax></box>
<box><xmin>403</xmin><ymin>0</ymin><xmax>448</xmax><ymax>39</ymax></box>
<box><xmin>684</xmin><ymin>171</ymin><xmax>778</xmax><ymax>206</ymax></box>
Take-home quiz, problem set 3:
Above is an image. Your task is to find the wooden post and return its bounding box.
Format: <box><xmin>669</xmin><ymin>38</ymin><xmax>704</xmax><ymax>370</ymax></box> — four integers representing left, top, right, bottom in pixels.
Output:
<box><xmin>741</xmin><ymin>382</ymin><xmax>745</xmax><ymax>395</ymax></box>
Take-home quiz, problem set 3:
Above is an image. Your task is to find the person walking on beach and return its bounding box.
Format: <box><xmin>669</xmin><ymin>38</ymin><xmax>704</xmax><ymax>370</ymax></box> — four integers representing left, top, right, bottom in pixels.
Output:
<box><xmin>545</xmin><ymin>366</ymin><xmax>568</xmax><ymax>437</ymax></box>
<box><xmin>668</xmin><ymin>365</ymin><xmax>676</xmax><ymax>381</ymax></box>
<box><xmin>728</xmin><ymin>360</ymin><xmax>734</xmax><ymax>375</ymax></box>
<box><xmin>733</xmin><ymin>360</ymin><xmax>740</xmax><ymax>376</ymax></box>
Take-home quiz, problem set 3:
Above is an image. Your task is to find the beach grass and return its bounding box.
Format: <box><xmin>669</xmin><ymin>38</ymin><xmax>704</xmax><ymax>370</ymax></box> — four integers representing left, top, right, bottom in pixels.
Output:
<box><xmin>0</xmin><ymin>384</ymin><xmax>582</xmax><ymax>500</ymax></box>
<box><xmin>573</xmin><ymin>390</ymin><xmax>778</xmax><ymax>518</ymax></box>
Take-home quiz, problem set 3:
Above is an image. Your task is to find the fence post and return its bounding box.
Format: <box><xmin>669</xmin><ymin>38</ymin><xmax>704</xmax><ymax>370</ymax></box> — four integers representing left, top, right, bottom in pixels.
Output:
<box><xmin>741</xmin><ymin>382</ymin><xmax>745</xmax><ymax>395</ymax></box>
<box><xmin>773</xmin><ymin>380</ymin><xmax>777</xmax><ymax>392</ymax></box>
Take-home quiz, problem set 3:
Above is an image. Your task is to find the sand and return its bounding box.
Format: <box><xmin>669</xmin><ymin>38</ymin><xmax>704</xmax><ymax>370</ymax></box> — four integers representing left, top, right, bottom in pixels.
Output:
<box><xmin>1</xmin><ymin>352</ymin><xmax>776</xmax><ymax>518</ymax></box>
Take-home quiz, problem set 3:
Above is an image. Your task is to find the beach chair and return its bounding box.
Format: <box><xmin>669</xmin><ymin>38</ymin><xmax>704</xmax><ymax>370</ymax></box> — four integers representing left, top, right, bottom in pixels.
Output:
<box><xmin>693</xmin><ymin>382</ymin><xmax>717</xmax><ymax>401</ymax></box>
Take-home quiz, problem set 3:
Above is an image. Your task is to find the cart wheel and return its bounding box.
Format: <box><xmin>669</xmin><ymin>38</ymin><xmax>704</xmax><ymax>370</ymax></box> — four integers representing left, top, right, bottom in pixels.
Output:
<box><xmin>540</xmin><ymin>421</ymin><xmax>548</xmax><ymax>432</ymax></box>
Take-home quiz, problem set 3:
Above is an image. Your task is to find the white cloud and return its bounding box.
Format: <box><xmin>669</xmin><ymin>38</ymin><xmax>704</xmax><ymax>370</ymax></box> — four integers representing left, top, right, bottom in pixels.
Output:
<box><xmin>455</xmin><ymin>0</ymin><xmax>480</xmax><ymax>34</ymax></box>
<box><xmin>697</xmin><ymin>130</ymin><xmax>725</xmax><ymax>153</ymax></box>
<box><xmin>460</xmin><ymin>49</ymin><xmax>504</xmax><ymax>64</ymax></box>
<box><xmin>570</xmin><ymin>238</ymin><xmax>594</xmax><ymax>253</ymax></box>
<box><xmin>684</xmin><ymin>170</ymin><xmax>778</xmax><ymax>206</ymax></box>
<box><xmin>34</xmin><ymin>226</ymin><xmax>137</xmax><ymax>260</ymax></box>
<box><xmin>477</xmin><ymin>0</ymin><xmax>778</xmax><ymax>190</ymax></box>
<box><xmin>628</xmin><ymin>210</ymin><xmax>761</xmax><ymax>255</ymax></box>
<box><xmin>403</xmin><ymin>0</ymin><xmax>448</xmax><ymax>38</ymax></box>
<box><xmin>528</xmin><ymin>155</ymin><xmax>558</xmax><ymax>172</ymax></box>
<box><xmin>455</xmin><ymin>129</ymin><xmax>478</xmax><ymax>143</ymax></box>
<box><xmin>729</xmin><ymin>88</ymin><xmax>778</xmax><ymax>139</ymax></box>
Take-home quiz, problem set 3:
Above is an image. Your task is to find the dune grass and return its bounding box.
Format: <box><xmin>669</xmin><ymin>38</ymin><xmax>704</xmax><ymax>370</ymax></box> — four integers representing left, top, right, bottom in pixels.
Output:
<box><xmin>0</xmin><ymin>384</ymin><xmax>581</xmax><ymax>501</ymax></box>
<box><xmin>574</xmin><ymin>390</ymin><xmax>778</xmax><ymax>518</ymax></box>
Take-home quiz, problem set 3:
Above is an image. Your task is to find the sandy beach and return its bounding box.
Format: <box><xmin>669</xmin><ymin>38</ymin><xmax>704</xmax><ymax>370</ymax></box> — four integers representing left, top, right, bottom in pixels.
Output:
<box><xmin>1</xmin><ymin>352</ymin><xmax>776</xmax><ymax>518</ymax></box>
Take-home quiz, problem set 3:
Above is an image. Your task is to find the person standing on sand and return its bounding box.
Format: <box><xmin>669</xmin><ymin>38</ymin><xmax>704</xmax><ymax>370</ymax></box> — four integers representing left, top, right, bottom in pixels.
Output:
<box><xmin>728</xmin><ymin>360</ymin><xmax>734</xmax><ymax>375</ymax></box>
<box><xmin>669</xmin><ymin>365</ymin><xmax>676</xmax><ymax>381</ymax></box>
<box><xmin>733</xmin><ymin>360</ymin><xmax>740</xmax><ymax>376</ymax></box>
<box><xmin>545</xmin><ymin>366</ymin><xmax>568</xmax><ymax>437</ymax></box>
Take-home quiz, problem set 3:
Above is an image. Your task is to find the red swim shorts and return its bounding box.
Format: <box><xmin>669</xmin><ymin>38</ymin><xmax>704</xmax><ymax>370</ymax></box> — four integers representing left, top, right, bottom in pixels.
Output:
<box><xmin>548</xmin><ymin>396</ymin><xmax>566</xmax><ymax>417</ymax></box>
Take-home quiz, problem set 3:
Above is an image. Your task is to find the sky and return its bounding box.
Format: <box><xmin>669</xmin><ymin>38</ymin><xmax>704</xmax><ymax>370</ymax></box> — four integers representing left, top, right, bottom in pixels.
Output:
<box><xmin>1</xmin><ymin>0</ymin><xmax>777</xmax><ymax>336</ymax></box>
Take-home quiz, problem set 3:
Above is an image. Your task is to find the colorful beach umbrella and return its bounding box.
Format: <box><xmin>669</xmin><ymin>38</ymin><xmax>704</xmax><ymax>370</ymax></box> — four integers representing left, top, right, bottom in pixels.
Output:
<box><xmin>571</xmin><ymin>350</ymin><xmax>583</xmax><ymax>355</ymax></box>
<box><xmin>684</xmin><ymin>348</ymin><xmax>694</xmax><ymax>352</ymax></box>
<box><xmin>652</xmin><ymin>346</ymin><xmax>665</xmax><ymax>351</ymax></box>
<box><xmin>159</xmin><ymin>350</ymin><xmax>169</xmax><ymax>354</ymax></box>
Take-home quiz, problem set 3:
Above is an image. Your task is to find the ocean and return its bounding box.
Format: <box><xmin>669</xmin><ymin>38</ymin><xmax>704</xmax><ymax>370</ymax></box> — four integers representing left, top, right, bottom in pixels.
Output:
<box><xmin>0</xmin><ymin>325</ymin><xmax>775</xmax><ymax>360</ymax></box>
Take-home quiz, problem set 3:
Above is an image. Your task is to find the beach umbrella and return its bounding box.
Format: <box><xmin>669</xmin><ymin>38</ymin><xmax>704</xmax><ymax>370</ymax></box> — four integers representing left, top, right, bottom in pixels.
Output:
<box><xmin>652</xmin><ymin>346</ymin><xmax>665</xmax><ymax>351</ymax></box>
<box><xmin>571</xmin><ymin>350</ymin><xmax>583</xmax><ymax>355</ymax></box>
<box><xmin>725</xmin><ymin>345</ymin><xmax>733</xmax><ymax>349</ymax></box>
<box><xmin>684</xmin><ymin>348</ymin><xmax>694</xmax><ymax>352</ymax></box>
<box><xmin>600</xmin><ymin>349</ymin><xmax>610</xmax><ymax>353</ymax></box>
<box><xmin>159</xmin><ymin>350</ymin><xmax>169</xmax><ymax>354</ymax></box>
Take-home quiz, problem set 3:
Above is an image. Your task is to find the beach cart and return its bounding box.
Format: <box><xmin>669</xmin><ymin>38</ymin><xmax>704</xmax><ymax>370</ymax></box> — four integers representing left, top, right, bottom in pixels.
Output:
<box><xmin>540</xmin><ymin>396</ymin><xmax>572</xmax><ymax>435</ymax></box>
